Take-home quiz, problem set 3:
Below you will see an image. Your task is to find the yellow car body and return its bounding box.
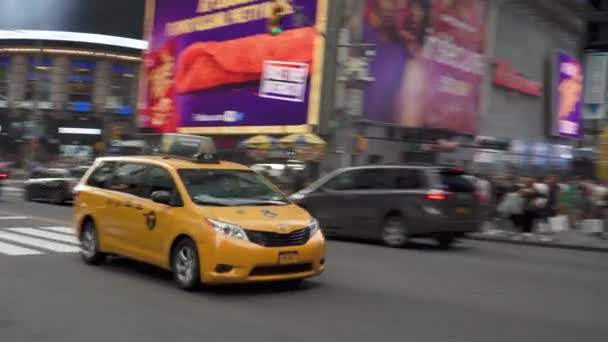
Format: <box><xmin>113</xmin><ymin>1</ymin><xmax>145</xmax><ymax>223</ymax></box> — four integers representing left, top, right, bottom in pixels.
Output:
<box><xmin>73</xmin><ymin>155</ymin><xmax>325</xmax><ymax>287</ymax></box>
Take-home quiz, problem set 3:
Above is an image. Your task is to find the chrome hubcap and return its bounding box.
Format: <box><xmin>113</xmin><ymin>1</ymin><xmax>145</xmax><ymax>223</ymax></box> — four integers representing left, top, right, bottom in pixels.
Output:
<box><xmin>81</xmin><ymin>227</ymin><xmax>96</xmax><ymax>258</ymax></box>
<box><xmin>383</xmin><ymin>219</ymin><xmax>407</xmax><ymax>246</ymax></box>
<box><xmin>175</xmin><ymin>246</ymin><xmax>195</xmax><ymax>284</ymax></box>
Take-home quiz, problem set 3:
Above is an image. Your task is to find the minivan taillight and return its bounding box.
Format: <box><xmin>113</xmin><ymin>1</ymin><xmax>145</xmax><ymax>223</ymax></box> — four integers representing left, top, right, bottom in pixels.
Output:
<box><xmin>425</xmin><ymin>190</ymin><xmax>449</xmax><ymax>201</ymax></box>
<box><xmin>0</xmin><ymin>173</ymin><xmax>8</xmax><ymax>179</ymax></box>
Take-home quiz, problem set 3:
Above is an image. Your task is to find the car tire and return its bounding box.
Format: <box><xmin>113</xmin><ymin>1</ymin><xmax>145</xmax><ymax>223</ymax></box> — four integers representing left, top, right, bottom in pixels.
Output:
<box><xmin>80</xmin><ymin>220</ymin><xmax>106</xmax><ymax>265</ymax></box>
<box><xmin>381</xmin><ymin>215</ymin><xmax>409</xmax><ymax>248</ymax></box>
<box><xmin>436</xmin><ymin>237</ymin><xmax>455</xmax><ymax>249</ymax></box>
<box><xmin>171</xmin><ymin>238</ymin><xmax>201</xmax><ymax>291</ymax></box>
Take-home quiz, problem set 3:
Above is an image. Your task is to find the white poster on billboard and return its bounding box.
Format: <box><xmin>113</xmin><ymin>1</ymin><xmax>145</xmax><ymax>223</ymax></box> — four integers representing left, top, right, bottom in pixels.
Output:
<box><xmin>584</xmin><ymin>53</ymin><xmax>608</xmax><ymax>119</ymax></box>
<box><xmin>259</xmin><ymin>61</ymin><xmax>309</xmax><ymax>103</ymax></box>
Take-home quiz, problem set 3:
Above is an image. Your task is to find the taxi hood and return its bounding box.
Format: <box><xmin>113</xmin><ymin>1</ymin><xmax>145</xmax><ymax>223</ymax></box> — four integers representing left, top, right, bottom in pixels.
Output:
<box><xmin>197</xmin><ymin>204</ymin><xmax>312</xmax><ymax>233</ymax></box>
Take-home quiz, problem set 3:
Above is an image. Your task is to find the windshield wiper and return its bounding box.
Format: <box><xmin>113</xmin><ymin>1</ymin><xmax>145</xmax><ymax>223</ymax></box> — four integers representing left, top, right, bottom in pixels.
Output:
<box><xmin>236</xmin><ymin>200</ymin><xmax>289</xmax><ymax>206</ymax></box>
<box><xmin>192</xmin><ymin>198</ymin><xmax>230</xmax><ymax>206</ymax></box>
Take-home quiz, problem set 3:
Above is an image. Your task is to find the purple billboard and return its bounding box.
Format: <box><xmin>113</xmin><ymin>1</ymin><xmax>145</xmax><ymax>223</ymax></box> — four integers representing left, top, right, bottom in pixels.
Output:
<box><xmin>349</xmin><ymin>0</ymin><xmax>487</xmax><ymax>135</ymax></box>
<box><xmin>553</xmin><ymin>52</ymin><xmax>584</xmax><ymax>139</ymax></box>
<box><xmin>141</xmin><ymin>0</ymin><xmax>327</xmax><ymax>134</ymax></box>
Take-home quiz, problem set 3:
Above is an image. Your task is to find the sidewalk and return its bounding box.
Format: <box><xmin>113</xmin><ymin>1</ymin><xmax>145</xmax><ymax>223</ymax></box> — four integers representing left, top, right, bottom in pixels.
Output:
<box><xmin>470</xmin><ymin>221</ymin><xmax>608</xmax><ymax>252</ymax></box>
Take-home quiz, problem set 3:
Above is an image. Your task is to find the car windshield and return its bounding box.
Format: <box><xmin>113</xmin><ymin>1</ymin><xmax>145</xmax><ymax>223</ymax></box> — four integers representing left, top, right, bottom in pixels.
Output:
<box><xmin>178</xmin><ymin>169</ymin><xmax>289</xmax><ymax>206</ymax></box>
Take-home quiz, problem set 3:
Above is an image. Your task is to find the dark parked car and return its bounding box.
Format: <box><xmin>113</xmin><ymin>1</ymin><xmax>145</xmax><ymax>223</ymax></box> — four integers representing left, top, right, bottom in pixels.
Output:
<box><xmin>24</xmin><ymin>167</ymin><xmax>88</xmax><ymax>204</ymax></box>
<box><xmin>290</xmin><ymin>165</ymin><xmax>480</xmax><ymax>248</ymax></box>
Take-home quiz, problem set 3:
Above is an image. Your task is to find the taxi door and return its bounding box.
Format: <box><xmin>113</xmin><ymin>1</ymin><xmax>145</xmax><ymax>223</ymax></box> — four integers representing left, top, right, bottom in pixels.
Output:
<box><xmin>104</xmin><ymin>162</ymin><xmax>150</xmax><ymax>257</ymax></box>
<box><xmin>132</xmin><ymin>166</ymin><xmax>179</xmax><ymax>266</ymax></box>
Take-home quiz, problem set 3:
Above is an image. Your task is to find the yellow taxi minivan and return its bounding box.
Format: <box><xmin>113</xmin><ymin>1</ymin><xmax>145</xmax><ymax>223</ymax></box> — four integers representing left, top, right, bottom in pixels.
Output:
<box><xmin>73</xmin><ymin>134</ymin><xmax>325</xmax><ymax>290</ymax></box>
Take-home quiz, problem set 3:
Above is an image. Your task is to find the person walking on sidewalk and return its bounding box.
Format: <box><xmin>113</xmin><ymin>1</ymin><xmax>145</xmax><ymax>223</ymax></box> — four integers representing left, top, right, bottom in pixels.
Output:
<box><xmin>547</xmin><ymin>175</ymin><xmax>561</xmax><ymax>219</ymax></box>
<box><xmin>497</xmin><ymin>183</ymin><xmax>525</xmax><ymax>232</ymax></box>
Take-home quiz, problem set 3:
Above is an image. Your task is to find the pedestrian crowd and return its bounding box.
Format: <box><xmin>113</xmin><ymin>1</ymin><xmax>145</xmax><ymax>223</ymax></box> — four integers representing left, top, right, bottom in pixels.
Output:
<box><xmin>474</xmin><ymin>174</ymin><xmax>608</xmax><ymax>239</ymax></box>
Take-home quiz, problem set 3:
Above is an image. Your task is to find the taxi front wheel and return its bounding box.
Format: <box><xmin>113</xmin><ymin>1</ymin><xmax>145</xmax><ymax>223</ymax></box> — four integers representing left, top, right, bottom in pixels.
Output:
<box><xmin>80</xmin><ymin>220</ymin><xmax>106</xmax><ymax>265</ymax></box>
<box><xmin>171</xmin><ymin>238</ymin><xmax>201</xmax><ymax>291</ymax></box>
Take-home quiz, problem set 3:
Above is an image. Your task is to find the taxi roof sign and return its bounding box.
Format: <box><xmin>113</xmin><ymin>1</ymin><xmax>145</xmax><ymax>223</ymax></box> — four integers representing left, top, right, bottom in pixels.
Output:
<box><xmin>153</xmin><ymin>134</ymin><xmax>219</xmax><ymax>163</ymax></box>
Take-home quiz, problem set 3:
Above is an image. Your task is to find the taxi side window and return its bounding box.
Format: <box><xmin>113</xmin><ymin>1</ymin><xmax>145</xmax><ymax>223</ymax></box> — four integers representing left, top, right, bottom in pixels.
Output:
<box><xmin>109</xmin><ymin>163</ymin><xmax>147</xmax><ymax>195</ymax></box>
<box><xmin>141</xmin><ymin>166</ymin><xmax>182</xmax><ymax>206</ymax></box>
<box><xmin>86</xmin><ymin>162</ymin><xmax>115</xmax><ymax>189</ymax></box>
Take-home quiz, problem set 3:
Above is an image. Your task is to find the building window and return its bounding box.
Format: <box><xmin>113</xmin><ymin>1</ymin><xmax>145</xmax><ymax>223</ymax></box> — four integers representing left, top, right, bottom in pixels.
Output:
<box><xmin>69</xmin><ymin>59</ymin><xmax>95</xmax><ymax>104</ymax></box>
<box><xmin>26</xmin><ymin>56</ymin><xmax>53</xmax><ymax>102</ymax></box>
<box><xmin>107</xmin><ymin>63</ymin><xmax>136</xmax><ymax>115</ymax></box>
<box><xmin>0</xmin><ymin>56</ymin><xmax>9</xmax><ymax>103</ymax></box>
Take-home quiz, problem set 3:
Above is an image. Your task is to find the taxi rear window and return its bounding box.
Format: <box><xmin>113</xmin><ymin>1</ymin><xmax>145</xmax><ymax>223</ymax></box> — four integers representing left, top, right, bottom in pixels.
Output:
<box><xmin>178</xmin><ymin>169</ymin><xmax>288</xmax><ymax>206</ymax></box>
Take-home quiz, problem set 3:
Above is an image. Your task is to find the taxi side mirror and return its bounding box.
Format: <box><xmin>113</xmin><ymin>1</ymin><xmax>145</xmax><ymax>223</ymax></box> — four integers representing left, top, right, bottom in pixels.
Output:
<box><xmin>151</xmin><ymin>191</ymin><xmax>171</xmax><ymax>205</ymax></box>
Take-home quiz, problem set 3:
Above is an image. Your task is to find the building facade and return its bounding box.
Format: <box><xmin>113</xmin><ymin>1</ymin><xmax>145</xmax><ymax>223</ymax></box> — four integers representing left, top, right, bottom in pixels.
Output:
<box><xmin>0</xmin><ymin>0</ymin><xmax>146</xmax><ymax>167</ymax></box>
<box><xmin>318</xmin><ymin>0</ymin><xmax>592</xmax><ymax>177</ymax></box>
<box><xmin>0</xmin><ymin>37</ymin><xmax>143</xmax><ymax>166</ymax></box>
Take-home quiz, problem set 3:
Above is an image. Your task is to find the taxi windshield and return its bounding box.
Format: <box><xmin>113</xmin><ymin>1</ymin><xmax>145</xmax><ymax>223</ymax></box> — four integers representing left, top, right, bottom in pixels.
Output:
<box><xmin>178</xmin><ymin>169</ymin><xmax>289</xmax><ymax>206</ymax></box>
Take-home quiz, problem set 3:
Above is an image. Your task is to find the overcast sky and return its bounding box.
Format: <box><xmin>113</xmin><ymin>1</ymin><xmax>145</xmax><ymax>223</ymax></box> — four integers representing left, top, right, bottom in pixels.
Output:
<box><xmin>0</xmin><ymin>0</ymin><xmax>145</xmax><ymax>39</ymax></box>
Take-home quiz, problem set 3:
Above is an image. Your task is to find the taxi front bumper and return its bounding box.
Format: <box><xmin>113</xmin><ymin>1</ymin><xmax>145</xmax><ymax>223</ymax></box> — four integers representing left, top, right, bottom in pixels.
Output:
<box><xmin>198</xmin><ymin>232</ymin><xmax>325</xmax><ymax>284</ymax></box>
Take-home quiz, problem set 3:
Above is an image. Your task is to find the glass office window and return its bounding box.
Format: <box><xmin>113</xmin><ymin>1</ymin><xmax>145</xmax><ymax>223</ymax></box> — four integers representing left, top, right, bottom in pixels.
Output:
<box><xmin>69</xmin><ymin>60</ymin><xmax>95</xmax><ymax>103</ymax></box>
<box><xmin>26</xmin><ymin>56</ymin><xmax>53</xmax><ymax>102</ymax></box>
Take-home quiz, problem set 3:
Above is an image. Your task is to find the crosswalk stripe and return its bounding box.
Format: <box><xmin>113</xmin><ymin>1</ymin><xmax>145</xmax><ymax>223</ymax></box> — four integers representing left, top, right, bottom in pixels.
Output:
<box><xmin>0</xmin><ymin>216</ymin><xmax>29</xmax><ymax>220</ymax></box>
<box><xmin>5</xmin><ymin>228</ymin><xmax>79</xmax><ymax>245</ymax></box>
<box><xmin>0</xmin><ymin>240</ymin><xmax>43</xmax><ymax>256</ymax></box>
<box><xmin>38</xmin><ymin>226</ymin><xmax>74</xmax><ymax>235</ymax></box>
<box><xmin>0</xmin><ymin>231</ymin><xmax>80</xmax><ymax>253</ymax></box>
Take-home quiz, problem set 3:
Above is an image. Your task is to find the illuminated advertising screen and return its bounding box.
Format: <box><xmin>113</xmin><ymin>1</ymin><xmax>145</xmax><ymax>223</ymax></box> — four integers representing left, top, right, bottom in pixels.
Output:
<box><xmin>552</xmin><ymin>51</ymin><xmax>583</xmax><ymax>139</ymax></box>
<box><xmin>140</xmin><ymin>0</ymin><xmax>327</xmax><ymax>134</ymax></box>
<box><xmin>351</xmin><ymin>0</ymin><xmax>487</xmax><ymax>135</ymax></box>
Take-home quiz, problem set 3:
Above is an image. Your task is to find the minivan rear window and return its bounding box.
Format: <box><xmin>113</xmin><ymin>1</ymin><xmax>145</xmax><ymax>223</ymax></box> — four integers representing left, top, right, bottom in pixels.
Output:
<box><xmin>437</xmin><ymin>170</ymin><xmax>475</xmax><ymax>193</ymax></box>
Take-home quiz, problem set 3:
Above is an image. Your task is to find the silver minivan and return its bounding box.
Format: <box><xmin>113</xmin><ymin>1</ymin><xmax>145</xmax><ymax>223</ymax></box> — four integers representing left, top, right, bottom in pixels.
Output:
<box><xmin>290</xmin><ymin>165</ymin><xmax>481</xmax><ymax>248</ymax></box>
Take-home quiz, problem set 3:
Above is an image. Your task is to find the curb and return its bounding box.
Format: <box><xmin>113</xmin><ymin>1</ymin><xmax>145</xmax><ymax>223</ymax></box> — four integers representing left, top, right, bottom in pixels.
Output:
<box><xmin>467</xmin><ymin>235</ymin><xmax>608</xmax><ymax>253</ymax></box>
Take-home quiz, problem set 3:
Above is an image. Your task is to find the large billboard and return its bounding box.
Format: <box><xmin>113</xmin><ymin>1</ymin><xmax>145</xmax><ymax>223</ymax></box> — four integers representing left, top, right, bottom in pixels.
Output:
<box><xmin>350</xmin><ymin>0</ymin><xmax>486</xmax><ymax>135</ymax></box>
<box><xmin>552</xmin><ymin>51</ymin><xmax>584</xmax><ymax>139</ymax></box>
<box><xmin>141</xmin><ymin>0</ymin><xmax>327</xmax><ymax>134</ymax></box>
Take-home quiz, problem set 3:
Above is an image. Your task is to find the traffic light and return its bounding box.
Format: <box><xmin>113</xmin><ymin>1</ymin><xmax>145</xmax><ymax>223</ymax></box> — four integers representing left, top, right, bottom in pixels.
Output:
<box><xmin>268</xmin><ymin>3</ymin><xmax>284</xmax><ymax>35</ymax></box>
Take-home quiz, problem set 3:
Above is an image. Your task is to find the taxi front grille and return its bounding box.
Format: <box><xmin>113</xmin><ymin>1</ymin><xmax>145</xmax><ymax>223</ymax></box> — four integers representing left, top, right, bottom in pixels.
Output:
<box><xmin>249</xmin><ymin>263</ymin><xmax>313</xmax><ymax>276</ymax></box>
<box><xmin>245</xmin><ymin>228</ymin><xmax>310</xmax><ymax>247</ymax></box>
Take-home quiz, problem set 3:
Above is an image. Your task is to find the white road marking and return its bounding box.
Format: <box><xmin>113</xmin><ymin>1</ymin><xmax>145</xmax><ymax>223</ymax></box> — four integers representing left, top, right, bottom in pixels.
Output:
<box><xmin>0</xmin><ymin>240</ymin><xmax>43</xmax><ymax>256</ymax></box>
<box><xmin>5</xmin><ymin>228</ymin><xmax>79</xmax><ymax>244</ymax></box>
<box><xmin>0</xmin><ymin>216</ymin><xmax>29</xmax><ymax>220</ymax></box>
<box><xmin>37</xmin><ymin>226</ymin><xmax>74</xmax><ymax>235</ymax></box>
<box><xmin>0</xmin><ymin>231</ymin><xmax>80</xmax><ymax>253</ymax></box>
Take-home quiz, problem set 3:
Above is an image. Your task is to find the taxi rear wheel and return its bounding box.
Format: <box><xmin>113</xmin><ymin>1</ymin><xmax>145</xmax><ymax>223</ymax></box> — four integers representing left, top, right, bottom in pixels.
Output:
<box><xmin>171</xmin><ymin>238</ymin><xmax>201</xmax><ymax>291</ymax></box>
<box><xmin>80</xmin><ymin>220</ymin><xmax>106</xmax><ymax>265</ymax></box>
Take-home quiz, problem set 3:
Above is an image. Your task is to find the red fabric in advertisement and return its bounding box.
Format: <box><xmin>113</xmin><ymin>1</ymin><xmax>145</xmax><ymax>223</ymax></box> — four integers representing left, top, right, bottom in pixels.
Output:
<box><xmin>175</xmin><ymin>27</ymin><xmax>316</xmax><ymax>94</ymax></box>
<box><xmin>142</xmin><ymin>40</ymin><xmax>178</xmax><ymax>133</ymax></box>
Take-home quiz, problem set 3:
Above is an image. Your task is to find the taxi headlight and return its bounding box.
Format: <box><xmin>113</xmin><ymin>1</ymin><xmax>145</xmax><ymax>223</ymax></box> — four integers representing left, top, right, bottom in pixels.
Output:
<box><xmin>308</xmin><ymin>218</ymin><xmax>320</xmax><ymax>236</ymax></box>
<box><xmin>207</xmin><ymin>219</ymin><xmax>249</xmax><ymax>241</ymax></box>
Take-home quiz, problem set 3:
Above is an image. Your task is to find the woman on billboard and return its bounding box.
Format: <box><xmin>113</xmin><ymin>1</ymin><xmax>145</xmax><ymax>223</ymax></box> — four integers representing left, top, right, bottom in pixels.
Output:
<box><xmin>362</xmin><ymin>0</ymin><xmax>431</xmax><ymax>126</ymax></box>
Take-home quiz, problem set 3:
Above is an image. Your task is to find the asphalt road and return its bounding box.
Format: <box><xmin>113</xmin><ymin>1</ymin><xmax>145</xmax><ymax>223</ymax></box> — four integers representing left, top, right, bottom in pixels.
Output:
<box><xmin>1</xmin><ymin>189</ymin><xmax>607</xmax><ymax>342</ymax></box>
